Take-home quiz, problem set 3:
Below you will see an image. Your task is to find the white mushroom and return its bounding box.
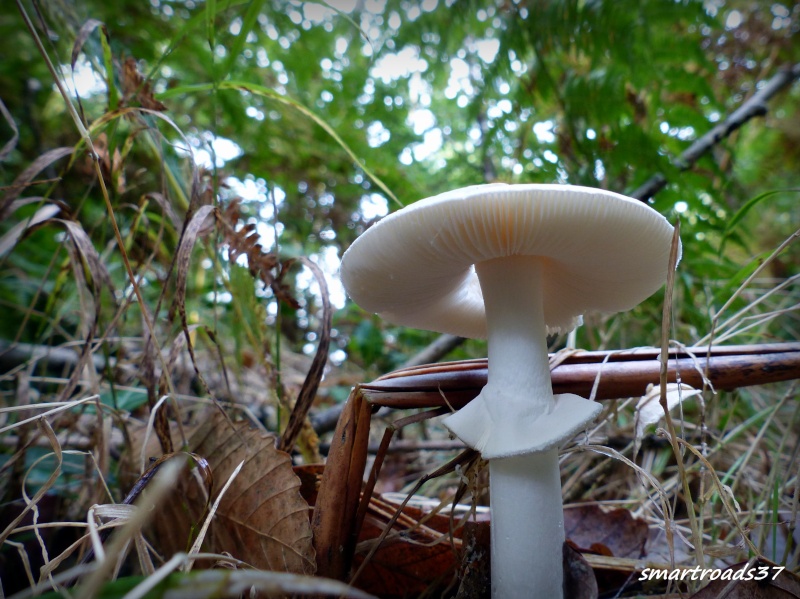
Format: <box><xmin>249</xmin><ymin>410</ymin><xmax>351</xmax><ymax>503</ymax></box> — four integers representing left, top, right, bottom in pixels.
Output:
<box><xmin>340</xmin><ymin>183</ymin><xmax>678</xmax><ymax>599</ymax></box>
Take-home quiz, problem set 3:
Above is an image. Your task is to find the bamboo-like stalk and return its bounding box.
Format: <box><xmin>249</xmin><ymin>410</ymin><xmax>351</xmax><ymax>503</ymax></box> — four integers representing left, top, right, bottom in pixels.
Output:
<box><xmin>361</xmin><ymin>344</ymin><xmax>800</xmax><ymax>408</ymax></box>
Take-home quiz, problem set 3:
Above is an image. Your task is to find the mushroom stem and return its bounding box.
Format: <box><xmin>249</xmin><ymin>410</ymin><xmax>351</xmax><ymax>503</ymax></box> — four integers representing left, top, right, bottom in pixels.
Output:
<box><xmin>476</xmin><ymin>256</ymin><xmax>564</xmax><ymax>599</ymax></box>
<box><xmin>490</xmin><ymin>449</ymin><xmax>563</xmax><ymax>599</ymax></box>
<box><xmin>443</xmin><ymin>255</ymin><xmax>555</xmax><ymax>457</ymax></box>
<box><xmin>478</xmin><ymin>255</ymin><xmax>554</xmax><ymax>418</ymax></box>
<box><xmin>443</xmin><ymin>255</ymin><xmax>597</xmax><ymax>598</ymax></box>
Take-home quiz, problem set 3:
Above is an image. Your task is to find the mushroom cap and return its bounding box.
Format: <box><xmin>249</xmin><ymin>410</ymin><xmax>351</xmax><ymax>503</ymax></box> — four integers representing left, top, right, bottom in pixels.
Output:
<box><xmin>340</xmin><ymin>183</ymin><xmax>679</xmax><ymax>338</ymax></box>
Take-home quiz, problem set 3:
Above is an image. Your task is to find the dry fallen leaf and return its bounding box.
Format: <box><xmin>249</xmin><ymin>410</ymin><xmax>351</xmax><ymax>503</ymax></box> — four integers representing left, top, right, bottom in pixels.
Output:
<box><xmin>634</xmin><ymin>383</ymin><xmax>701</xmax><ymax>457</ymax></box>
<box><xmin>563</xmin><ymin>542</ymin><xmax>600</xmax><ymax>599</ymax></box>
<box><xmin>564</xmin><ymin>504</ymin><xmax>649</xmax><ymax>559</ymax></box>
<box><xmin>564</xmin><ymin>504</ymin><xmax>650</xmax><ymax>596</ymax></box>
<box><xmin>351</xmin><ymin>495</ymin><xmax>460</xmax><ymax>598</ymax></box>
<box><xmin>148</xmin><ymin>412</ymin><xmax>315</xmax><ymax>574</ymax></box>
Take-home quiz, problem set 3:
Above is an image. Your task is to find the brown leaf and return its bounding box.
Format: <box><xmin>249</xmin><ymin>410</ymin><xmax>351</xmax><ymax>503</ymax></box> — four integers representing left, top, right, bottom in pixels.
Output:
<box><xmin>171</xmin><ymin>205</ymin><xmax>216</xmax><ymax>323</ymax></box>
<box><xmin>312</xmin><ymin>388</ymin><xmax>372</xmax><ymax>580</ymax></box>
<box><xmin>148</xmin><ymin>412</ymin><xmax>315</xmax><ymax>574</ymax></box>
<box><xmin>688</xmin><ymin>557</ymin><xmax>800</xmax><ymax>598</ymax></box>
<box><xmin>88</xmin><ymin>133</ymin><xmax>125</xmax><ymax>194</ymax></box>
<box><xmin>55</xmin><ymin>219</ymin><xmax>116</xmax><ymax>299</ymax></box>
<box><xmin>169</xmin><ymin>205</ymin><xmax>216</xmax><ymax>398</ymax></box>
<box><xmin>219</xmin><ymin>198</ymin><xmax>280</xmax><ymax>290</ymax></box>
<box><xmin>352</xmin><ymin>499</ymin><xmax>458</xmax><ymax>598</ymax></box>
<box><xmin>294</xmin><ymin>463</ymin><xmax>325</xmax><ymax>508</ymax></box>
<box><xmin>279</xmin><ymin>257</ymin><xmax>332</xmax><ymax>454</ymax></box>
<box><xmin>564</xmin><ymin>505</ymin><xmax>649</xmax><ymax>596</ymax></box>
<box><xmin>564</xmin><ymin>504</ymin><xmax>648</xmax><ymax>559</ymax></box>
<box><xmin>563</xmin><ymin>542</ymin><xmax>599</xmax><ymax>599</ymax></box>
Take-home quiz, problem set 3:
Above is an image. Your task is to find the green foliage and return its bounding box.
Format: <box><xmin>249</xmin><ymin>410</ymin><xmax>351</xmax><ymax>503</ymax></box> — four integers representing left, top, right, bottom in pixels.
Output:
<box><xmin>0</xmin><ymin>1</ymin><xmax>799</xmax><ymax>594</ymax></box>
<box><xmin>0</xmin><ymin>0</ymin><xmax>797</xmax><ymax>368</ymax></box>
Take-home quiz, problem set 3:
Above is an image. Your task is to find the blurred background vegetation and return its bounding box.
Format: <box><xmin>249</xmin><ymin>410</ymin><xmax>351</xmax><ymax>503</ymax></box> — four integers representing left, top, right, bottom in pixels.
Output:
<box><xmin>2</xmin><ymin>0</ymin><xmax>797</xmax><ymax>377</ymax></box>
<box><xmin>0</xmin><ymin>0</ymin><xmax>798</xmax><ymax>595</ymax></box>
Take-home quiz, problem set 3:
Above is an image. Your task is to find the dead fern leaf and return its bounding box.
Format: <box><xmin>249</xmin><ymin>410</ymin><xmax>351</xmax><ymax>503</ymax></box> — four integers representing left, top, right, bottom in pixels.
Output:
<box><xmin>121</xmin><ymin>56</ymin><xmax>167</xmax><ymax>111</ymax></box>
<box><xmin>218</xmin><ymin>198</ymin><xmax>295</xmax><ymax>305</ymax></box>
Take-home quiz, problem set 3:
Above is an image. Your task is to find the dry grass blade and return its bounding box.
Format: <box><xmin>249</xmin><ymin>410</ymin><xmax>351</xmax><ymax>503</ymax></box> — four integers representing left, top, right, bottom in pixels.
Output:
<box><xmin>658</xmin><ymin>220</ymin><xmax>705</xmax><ymax>566</ymax></box>
<box><xmin>0</xmin><ymin>203</ymin><xmax>60</xmax><ymax>258</ymax></box>
<box><xmin>76</xmin><ymin>452</ymin><xmax>208</xmax><ymax>570</ymax></box>
<box><xmin>701</xmin><ymin>225</ymin><xmax>800</xmax><ymax>348</ymax></box>
<box><xmin>670</xmin><ymin>438</ymin><xmax>759</xmax><ymax>556</ymax></box>
<box><xmin>0</xmin><ymin>395</ymin><xmax>97</xmax><ymax>435</ymax></box>
<box><xmin>279</xmin><ymin>257</ymin><xmax>332</xmax><ymax>453</ymax></box>
<box><xmin>0</xmin><ymin>98</ymin><xmax>20</xmax><ymax>160</ymax></box>
<box><xmin>70</xmin><ymin>19</ymin><xmax>106</xmax><ymax>68</ymax></box>
<box><xmin>79</xmin><ymin>457</ymin><xmax>188</xmax><ymax>599</ymax></box>
<box><xmin>127</xmin><ymin>562</ymin><xmax>378</xmax><ymax>599</ymax></box>
<box><xmin>170</xmin><ymin>205</ymin><xmax>216</xmax><ymax>398</ymax></box>
<box><xmin>144</xmin><ymin>191</ymin><xmax>183</xmax><ymax>232</ymax></box>
<box><xmin>0</xmin><ymin>147</ymin><xmax>73</xmax><ymax>215</ymax></box>
<box><xmin>182</xmin><ymin>457</ymin><xmax>242</xmax><ymax>573</ymax></box>
<box><xmin>56</xmin><ymin>219</ymin><xmax>116</xmax><ymax>297</ymax></box>
<box><xmin>349</xmin><ymin>450</ymin><xmax>478</xmax><ymax>588</ymax></box>
<box><xmin>0</xmin><ymin>417</ymin><xmax>65</xmax><ymax>552</ymax></box>
<box><xmin>172</xmin><ymin>205</ymin><xmax>216</xmax><ymax>324</ymax></box>
<box><xmin>139</xmin><ymin>395</ymin><xmax>172</xmax><ymax>471</ymax></box>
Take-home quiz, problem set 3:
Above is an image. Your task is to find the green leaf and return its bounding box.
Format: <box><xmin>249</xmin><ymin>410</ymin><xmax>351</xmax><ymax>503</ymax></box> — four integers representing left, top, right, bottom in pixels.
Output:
<box><xmin>222</xmin><ymin>0</ymin><xmax>266</xmax><ymax>77</ymax></box>
<box><xmin>350</xmin><ymin>318</ymin><xmax>384</xmax><ymax>367</ymax></box>
<box><xmin>720</xmin><ymin>188</ymin><xmax>800</xmax><ymax>255</ymax></box>
<box><xmin>99</xmin><ymin>25</ymin><xmax>118</xmax><ymax>111</ymax></box>
<box><xmin>206</xmin><ymin>0</ymin><xmax>216</xmax><ymax>50</ymax></box>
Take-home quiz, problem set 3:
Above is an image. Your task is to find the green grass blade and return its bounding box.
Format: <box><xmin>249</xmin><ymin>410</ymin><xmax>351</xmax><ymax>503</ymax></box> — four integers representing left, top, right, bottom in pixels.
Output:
<box><xmin>206</xmin><ymin>0</ymin><xmax>216</xmax><ymax>50</ymax></box>
<box><xmin>720</xmin><ymin>188</ymin><xmax>800</xmax><ymax>255</ymax></box>
<box><xmin>222</xmin><ymin>0</ymin><xmax>266</xmax><ymax>77</ymax></box>
<box><xmin>161</xmin><ymin>81</ymin><xmax>401</xmax><ymax>207</ymax></box>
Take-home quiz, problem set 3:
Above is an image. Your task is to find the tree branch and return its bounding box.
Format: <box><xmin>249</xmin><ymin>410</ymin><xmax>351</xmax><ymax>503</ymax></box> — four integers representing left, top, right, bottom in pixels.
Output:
<box><xmin>632</xmin><ymin>63</ymin><xmax>800</xmax><ymax>201</ymax></box>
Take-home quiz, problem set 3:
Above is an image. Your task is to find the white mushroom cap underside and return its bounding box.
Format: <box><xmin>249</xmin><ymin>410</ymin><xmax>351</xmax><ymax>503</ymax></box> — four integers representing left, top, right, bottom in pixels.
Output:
<box><xmin>340</xmin><ymin>183</ymin><xmax>679</xmax><ymax>339</ymax></box>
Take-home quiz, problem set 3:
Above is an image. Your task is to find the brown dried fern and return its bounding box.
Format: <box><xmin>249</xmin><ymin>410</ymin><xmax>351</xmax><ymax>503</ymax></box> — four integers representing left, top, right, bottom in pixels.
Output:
<box><xmin>218</xmin><ymin>199</ymin><xmax>331</xmax><ymax>455</ymax></box>
<box><xmin>218</xmin><ymin>198</ymin><xmax>297</xmax><ymax>308</ymax></box>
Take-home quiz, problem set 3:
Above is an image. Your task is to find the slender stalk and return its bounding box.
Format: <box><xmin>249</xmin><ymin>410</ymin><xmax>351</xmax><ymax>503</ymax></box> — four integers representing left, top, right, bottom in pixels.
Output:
<box><xmin>490</xmin><ymin>449</ymin><xmax>563</xmax><ymax>599</ymax></box>
<box><xmin>478</xmin><ymin>256</ymin><xmax>553</xmax><ymax>419</ymax></box>
<box><xmin>442</xmin><ymin>255</ymin><xmax>599</xmax><ymax>598</ymax></box>
<box><xmin>443</xmin><ymin>256</ymin><xmax>553</xmax><ymax>457</ymax></box>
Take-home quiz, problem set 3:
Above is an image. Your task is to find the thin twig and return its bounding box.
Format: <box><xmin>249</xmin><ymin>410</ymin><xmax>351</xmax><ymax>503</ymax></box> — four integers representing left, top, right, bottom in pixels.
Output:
<box><xmin>631</xmin><ymin>63</ymin><xmax>800</xmax><ymax>201</ymax></box>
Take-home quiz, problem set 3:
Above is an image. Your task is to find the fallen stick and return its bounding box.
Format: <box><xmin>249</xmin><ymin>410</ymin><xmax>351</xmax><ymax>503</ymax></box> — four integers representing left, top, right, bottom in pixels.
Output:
<box><xmin>361</xmin><ymin>344</ymin><xmax>800</xmax><ymax>408</ymax></box>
